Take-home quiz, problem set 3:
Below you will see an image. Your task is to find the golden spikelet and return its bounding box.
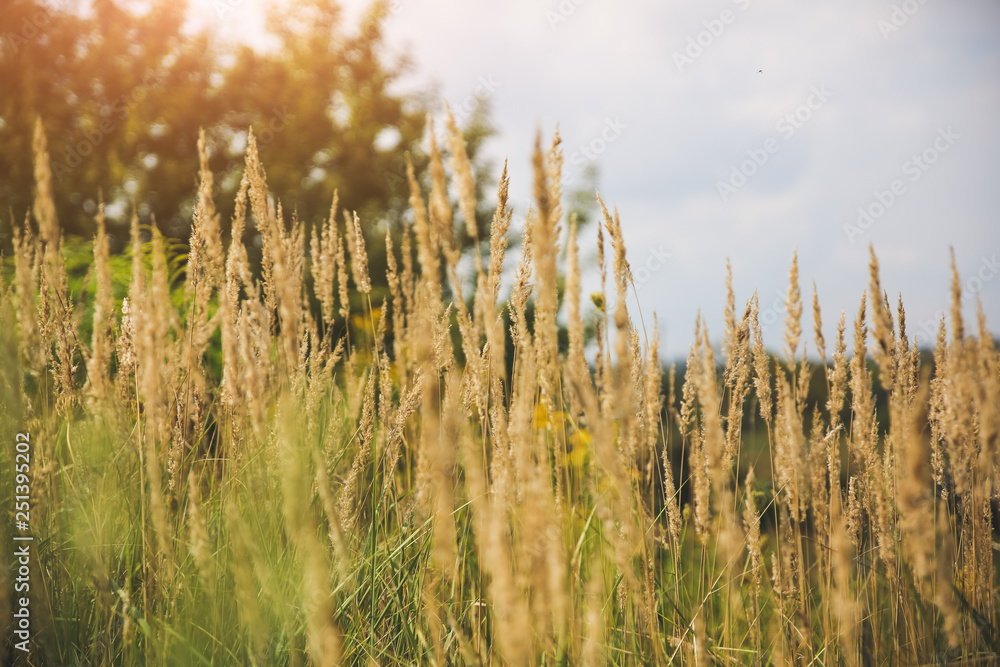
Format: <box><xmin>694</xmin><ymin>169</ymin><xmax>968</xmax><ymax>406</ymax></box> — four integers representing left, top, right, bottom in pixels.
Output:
<box><xmin>546</xmin><ymin>127</ymin><xmax>564</xmax><ymax>231</ymax></box>
<box><xmin>751</xmin><ymin>293</ymin><xmax>773</xmax><ymax>423</ymax></box>
<box><xmin>973</xmin><ymin>298</ymin><xmax>999</xmax><ymax>488</ymax></box>
<box><xmin>11</xmin><ymin>212</ymin><xmax>42</xmax><ymax>372</ymax></box>
<box><xmin>400</xmin><ymin>222</ymin><xmax>415</xmax><ymax>312</ymax></box>
<box><xmin>642</xmin><ymin>316</ymin><xmax>663</xmax><ymax>469</ymax></box>
<box><xmin>385</xmin><ymin>226</ymin><xmax>406</xmax><ymax>381</ymax></box>
<box><xmin>485</xmin><ymin>160</ymin><xmax>511</xmax><ymax>309</ymax></box>
<box><xmin>85</xmin><ymin>200</ymin><xmax>114</xmax><ymax>400</ymax></box>
<box><xmin>684</xmin><ymin>331</ymin><xmax>712</xmax><ymax>545</ymax></box>
<box><xmin>679</xmin><ymin>325</ymin><xmax>700</xmax><ymax>442</ymax></box>
<box><xmin>116</xmin><ymin>296</ymin><xmax>137</xmax><ymax>403</ymax></box>
<box><xmin>783</xmin><ymin>250</ymin><xmax>802</xmax><ymax>365</ymax></box>
<box><xmin>867</xmin><ymin>246</ymin><xmax>895</xmax><ymax>386</ymax></box>
<box><xmin>312</xmin><ymin>191</ymin><xmax>340</xmax><ymax>330</ymax></box>
<box><xmin>244</xmin><ymin>128</ymin><xmax>278</xmax><ymax>331</ymax></box>
<box><xmin>531</xmin><ymin>131</ymin><xmax>561</xmax><ymax>410</ymax></box>
<box><xmin>660</xmin><ymin>446</ymin><xmax>682</xmax><ymax>546</ymax></box>
<box><xmin>336</xmin><ymin>214</ymin><xmax>351</xmax><ymax>321</ymax></box>
<box><xmin>724</xmin><ymin>300</ymin><xmax>753</xmax><ymax>461</ymax></box>
<box><xmin>724</xmin><ymin>259</ymin><xmax>737</xmax><ymax>371</ymax></box>
<box><xmin>349</xmin><ymin>211</ymin><xmax>371</xmax><ymax>294</ymax></box>
<box><xmin>564</xmin><ymin>213</ymin><xmax>587</xmax><ymax>402</ymax></box>
<box><xmin>597</xmin><ymin>193</ymin><xmax>632</xmax><ymax>309</ymax></box>
<box><xmin>33</xmin><ymin>118</ymin><xmax>77</xmax><ymax>413</ymax></box>
<box><xmin>132</xmin><ymin>225</ymin><xmax>175</xmax><ymax>578</ymax></box>
<box><xmin>428</xmin><ymin>121</ymin><xmax>457</xmax><ymax>268</ymax></box>
<box><xmin>483</xmin><ymin>162</ymin><xmax>512</xmax><ymax>401</ymax></box>
<box><xmin>405</xmin><ymin>154</ymin><xmax>440</xmax><ymax>298</ymax></box>
<box><xmin>339</xmin><ymin>370</ymin><xmax>376</xmax><ymax>529</ymax></box>
<box><xmin>827</xmin><ymin>311</ymin><xmax>848</xmax><ymax>433</ymax></box>
<box><xmin>226</xmin><ymin>173</ymin><xmax>252</xmax><ymax>302</ymax></box>
<box><xmin>743</xmin><ymin>467</ymin><xmax>763</xmax><ymax>648</ymax></box>
<box><xmin>193</xmin><ymin>129</ymin><xmax>225</xmax><ymax>288</ymax></box>
<box><xmin>264</xmin><ymin>198</ymin><xmax>303</xmax><ymax>375</ymax></box>
<box><xmin>774</xmin><ymin>373</ymin><xmax>805</xmax><ymax>522</ymax></box>
<box><xmin>509</xmin><ymin>207</ymin><xmax>534</xmax><ymax>354</ymax></box>
<box><xmin>695</xmin><ymin>315</ymin><xmax>737</xmax><ymax>565</ymax></box>
<box><xmin>32</xmin><ymin>119</ymin><xmax>58</xmax><ymax>249</ymax></box>
<box><xmin>949</xmin><ymin>247</ymin><xmax>964</xmax><ymax>343</ymax></box>
<box><xmin>220</xmin><ymin>176</ymin><xmax>251</xmax><ymax>418</ymax></box>
<box><xmin>849</xmin><ymin>292</ymin><xmax>875</xmax><ymax>464</ymax></box>
<box><xmin>444</xmin><ymin>104</ymin><xmax>484</xmax><ymax>278</ymax></box>
<box><xmin>812</xmin><ymin>282</ymin><xmax>826</xmax><ymax>363</ymax></box>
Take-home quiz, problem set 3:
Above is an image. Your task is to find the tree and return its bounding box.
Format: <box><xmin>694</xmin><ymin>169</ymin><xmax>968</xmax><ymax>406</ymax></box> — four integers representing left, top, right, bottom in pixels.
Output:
<box><xmin>0</xmin><ymin>0</ymin><xmax>458</xmax><ymax>259</ymax></box>
<box><xmin>0</xmin><ymin>0</ymin><xmax>208</xmax><ymax>244</ymax></box>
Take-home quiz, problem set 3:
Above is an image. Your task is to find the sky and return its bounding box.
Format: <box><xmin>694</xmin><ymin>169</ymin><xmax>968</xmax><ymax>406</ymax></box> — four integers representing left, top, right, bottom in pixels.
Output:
<box><xmin>194</xmin><ymin>0</ymin><xmax>1000</xmax><ymax>359</ymax></box>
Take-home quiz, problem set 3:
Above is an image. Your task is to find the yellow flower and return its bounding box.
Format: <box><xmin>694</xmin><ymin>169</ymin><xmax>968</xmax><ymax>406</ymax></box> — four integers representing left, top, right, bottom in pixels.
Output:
<box><xmin>568</xmin><ymin>427</ymin><xmax>591</xmax><ymax>467</ymax></box>
<box><xmin>350</xmin><ymin>306</ymin><xmax>382</xmax><ymax>334</ymax></box>
<box><xmin>532</xmin><ymin>401</ymin><xmax>550</xmax><ymax>430</ymax></box>
<box><xmin>590</xmin><ymin>292</ymin><xmax>605</xmax><ymax>311</ymax></box>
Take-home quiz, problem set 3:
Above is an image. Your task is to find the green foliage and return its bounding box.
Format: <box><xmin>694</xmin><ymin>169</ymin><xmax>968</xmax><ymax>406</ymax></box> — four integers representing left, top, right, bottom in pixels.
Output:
<box><xmin>0</xmin><ymin>0</ymin><xmax>435</xmax><ymax>249</ymax></box>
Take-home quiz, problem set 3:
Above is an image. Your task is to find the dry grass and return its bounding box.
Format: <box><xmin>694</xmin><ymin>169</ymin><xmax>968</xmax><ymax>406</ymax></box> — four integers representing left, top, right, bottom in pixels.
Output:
<box><xmin>0</xmin><ymin>120</ymin><xmax>997</xmax><ymax>665</ymax></box>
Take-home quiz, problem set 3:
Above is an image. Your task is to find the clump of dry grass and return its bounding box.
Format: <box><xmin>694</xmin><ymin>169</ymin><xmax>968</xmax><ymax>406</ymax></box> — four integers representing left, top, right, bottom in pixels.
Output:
<box><xmin>0</xmin><ymin>119</ymin><xmax>997</xmax><ymax>666</ymax></box>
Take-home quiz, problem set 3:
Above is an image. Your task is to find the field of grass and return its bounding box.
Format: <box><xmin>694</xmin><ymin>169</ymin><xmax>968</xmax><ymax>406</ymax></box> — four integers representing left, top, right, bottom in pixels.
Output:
<box><xmin>1</xmin><ymin>117</ymin><xmax>998</xmax><ymax>665</ymax></box>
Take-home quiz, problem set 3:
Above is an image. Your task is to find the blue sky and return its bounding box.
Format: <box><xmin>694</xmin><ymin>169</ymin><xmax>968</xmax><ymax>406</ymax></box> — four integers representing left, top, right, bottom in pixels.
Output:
<box><xmin>198</xmin><ymin>0</ymin><xmax>1000</xmax><ymax>358</ymax></box>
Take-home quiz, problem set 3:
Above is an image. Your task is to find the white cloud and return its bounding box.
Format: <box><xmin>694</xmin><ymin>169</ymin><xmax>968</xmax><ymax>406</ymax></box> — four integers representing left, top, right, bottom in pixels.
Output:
<box><xmin>227</xmin><ymin>0</ymin><xmax>1000</xmax><ymax>357</ymax></box>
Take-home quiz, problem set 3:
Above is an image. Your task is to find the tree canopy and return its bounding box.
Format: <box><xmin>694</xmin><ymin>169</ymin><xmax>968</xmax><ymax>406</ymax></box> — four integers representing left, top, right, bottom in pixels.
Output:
<box><xmin>0</xmin><ymin>0</ymin><xmax>497</xmax><ymax>257</ymax></box>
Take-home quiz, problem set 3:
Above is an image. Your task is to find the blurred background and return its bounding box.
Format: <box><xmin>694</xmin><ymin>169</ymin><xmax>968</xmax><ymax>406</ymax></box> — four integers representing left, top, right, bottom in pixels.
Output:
<box><xmin>2</xmin><ymin>0</ymin><xmax>998</xmax><ymax>358</ymax></box>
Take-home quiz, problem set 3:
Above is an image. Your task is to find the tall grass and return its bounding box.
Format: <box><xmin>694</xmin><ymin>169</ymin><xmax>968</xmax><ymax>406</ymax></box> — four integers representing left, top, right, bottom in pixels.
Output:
<box><xmin>1</xmin><ymin>115</ymin><xmax>997</xmax><ymax>665</ymax></box>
